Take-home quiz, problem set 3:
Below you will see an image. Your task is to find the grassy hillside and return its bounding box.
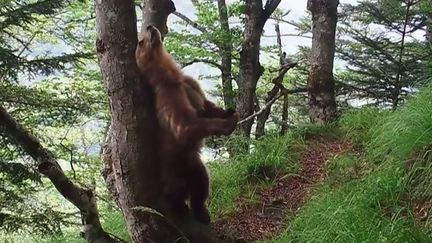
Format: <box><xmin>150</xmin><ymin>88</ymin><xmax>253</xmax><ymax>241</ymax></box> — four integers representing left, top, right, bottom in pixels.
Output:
<box><xmin>5</xmin><ymin>88</ymin><xmax>432</xmax><ymax>242</ymax></box>
<box><xmin>271</xmin><ymin>87</ymin><xmax>432</xmax><ymax>242</ymax></box>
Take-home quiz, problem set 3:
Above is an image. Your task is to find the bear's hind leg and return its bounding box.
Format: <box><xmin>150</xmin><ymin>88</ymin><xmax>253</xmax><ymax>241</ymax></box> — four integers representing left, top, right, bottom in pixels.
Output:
<box><xmin>185</xmin><ymin>155</ymin><xmax>210</xmax><ymax>224</ymax></box>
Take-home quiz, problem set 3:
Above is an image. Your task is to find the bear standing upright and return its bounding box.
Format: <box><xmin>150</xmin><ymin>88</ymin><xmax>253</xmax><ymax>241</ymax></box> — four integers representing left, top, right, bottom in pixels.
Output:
<box><xmin>135</xmin><ymin>25</ymin><xmax>238</xmax><ymax>224</ymax></box>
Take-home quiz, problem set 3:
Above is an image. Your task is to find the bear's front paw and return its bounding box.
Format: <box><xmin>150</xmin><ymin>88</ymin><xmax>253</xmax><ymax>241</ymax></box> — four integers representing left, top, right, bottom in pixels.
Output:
<box><xmin>219</xmin><ymin>108</ymin><xmax>236</xmax><ymax>118</ymax></box>
<box><xmin>223</xmin><ymin>113</ymin><xmax>238</xmax><ymax>135</ymax></box>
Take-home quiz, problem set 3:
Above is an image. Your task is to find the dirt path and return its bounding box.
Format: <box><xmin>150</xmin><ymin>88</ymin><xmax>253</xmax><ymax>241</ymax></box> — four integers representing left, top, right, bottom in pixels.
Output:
<box><xmin>212</xmin><ymin>136</ymin><xmax>353</xmax><ymax>242</ymax></box>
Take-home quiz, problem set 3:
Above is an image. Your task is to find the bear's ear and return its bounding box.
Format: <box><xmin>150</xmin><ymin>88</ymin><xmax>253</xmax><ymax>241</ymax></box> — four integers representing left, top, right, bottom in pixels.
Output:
<box><xmin>150</xmin><ymin>31</ymin><xmax>160</xmax><ymax>45</ymax></box>
<box><xmin>150</xmin><ymin>34</ymin><xmax>156</xmax><ymax>44</ymax></box>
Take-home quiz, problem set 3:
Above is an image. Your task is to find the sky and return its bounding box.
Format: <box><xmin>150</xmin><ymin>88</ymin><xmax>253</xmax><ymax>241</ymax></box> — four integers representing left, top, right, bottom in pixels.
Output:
<box><xmin>169</xmin><ymin>0</ymin><xmax>359</xmax><ymax>91</ymax></box>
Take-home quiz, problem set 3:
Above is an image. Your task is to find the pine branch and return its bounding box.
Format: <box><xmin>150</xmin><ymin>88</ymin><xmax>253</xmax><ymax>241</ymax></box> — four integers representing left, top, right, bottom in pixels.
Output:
<box><xmin>0</xmin><ymin>52</ymin><xmax>94</xmax><ymax>79</ymax></box>
<box><xmin>0</xmin><ymin>0</ymin><xmax>65</xmax><ymax>30</ymax></box>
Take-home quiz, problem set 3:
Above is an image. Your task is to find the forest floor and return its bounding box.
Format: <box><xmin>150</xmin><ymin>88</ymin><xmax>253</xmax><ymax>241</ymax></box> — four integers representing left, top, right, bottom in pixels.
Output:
<box><xmin>212</xmin><ymin>135</ymin><xmax>354</xmax><ymax>242</ymax></box>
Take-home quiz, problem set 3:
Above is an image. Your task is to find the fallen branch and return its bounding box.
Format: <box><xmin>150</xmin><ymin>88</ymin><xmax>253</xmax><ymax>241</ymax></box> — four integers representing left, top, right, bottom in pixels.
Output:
<box><xmin>0</xmin><ymin>106</ymin><xmax>119</xmax><ymax>243</ymax></box>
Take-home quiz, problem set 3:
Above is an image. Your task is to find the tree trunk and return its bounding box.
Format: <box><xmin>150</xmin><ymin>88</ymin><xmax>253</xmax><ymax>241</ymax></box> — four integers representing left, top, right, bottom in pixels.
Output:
<box><xmin>96</xmin><ymin>1</ymin><xmax>174</xmax><ymax>241</ymax></box>
<box><xmin>392</xmin><ymin>1</ymin><xmax>412</xmax><ymax>109</ymax></box>
<box><xmin>217</xmin><ymin>0</ymin><xmax>235</xmax><ymax>110</ymax></box>
<box><xmin>277</xmin><ymin>24</ymin><xmax>290</xmax><ymax>135</ymax></box>
<box><xmin>236</xmin><ymin>0</ymin><xmax>281</xmax><ymax>137</ymax></box>
<box><xmin>426</xmin><ymin>12</ymin><xmax>432</xmax><ymax>43</ymax></box>
<box><xmin>307</xmin><ymin>0</ymin><xmax>338</xmax><ymax>123</ymax></box>
<box><xmin>141</xmin><ymin>0</ymin><xmax>176</xmax><ymax>39</ymax></box>
<box><xmin>236</xmin><ymin>1</ymin><xmax>265</xmax><ymax>137</ymax></box>
<box><xmin>255</xmin><ymin>21</ymin><xmax>287</xmax><ymax>139</ymax></box>
<box><xmin>280</xmin><ymin>93</ymin><xmax>289</xmax><ymax>135</ymax></box>
<box><xmin>96</xmin><ymin>1</ymin><xmax>220</xmax><ymax>242</ymax></box>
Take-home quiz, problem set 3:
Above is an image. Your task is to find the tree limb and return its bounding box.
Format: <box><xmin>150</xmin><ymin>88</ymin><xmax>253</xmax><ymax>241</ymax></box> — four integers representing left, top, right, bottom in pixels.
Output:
<box><xmin>263</xmin><ymin>0</ymin><xmax>282</xmax><ymax>19</ymax></box>
<box><xmin>181</xmin><ymin>58</ymin><xmax>222</xmax><ymax>69</ymax></box>
<box><xmin>263</xmin><ymin>33</ymin><xmax>312</xmax><ymax>39</ymax></box>
<box><xmin>173</xmin><ymin>11</ymin><xmax>208</xmax><ymax>33</ymax></box>
<box><xmin>269</xmin><ymin>16</ymin><xmax>309</xmax><ymax>31</ymax></box>
<box><xmin>0</xmin><ymin>106</ymin><xmax>119</xmax><ymax>243</ymax></box>
<box><xmin>237</xmin><ymin>87</ymin><xmax>307</xmax><ymax>125</ymax></box>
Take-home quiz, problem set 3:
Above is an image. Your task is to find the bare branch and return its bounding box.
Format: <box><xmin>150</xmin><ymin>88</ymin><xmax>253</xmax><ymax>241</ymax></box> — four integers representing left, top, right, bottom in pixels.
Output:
<box><xmin>263</xmin><ymin>34</ymin><xmax>312</xmax><ymax>39</ymax></box>
<box><xmin>270</xmin><ymin>16</ymin><xmax>292</xmax><ymax>24</ymax></box>
<box><xmin>238</xmin><ymin>93</ymin><xmax>282</xmax><ymax>125</ymax></box>
<box><xmin>173</xmin><ymin>11</ymin><xmax>208</xmax><ymax>33</ymax></box>
<box><xmin>270</xmin><ymin>16</ymin><xmax>308</xmax><ymax>31</ymax></box>
<box><xmin>237</xmin><ymin>87</ymin><xmax>307</xmax><ymax>125</ymax></box>
<box><xmin>181</xmin><ymin>59</ymin><xmax>222</xmax><ymax>69</ymax></box>
<box><xmin>0</xmin><ymin>106</ymin><xmax>119</xmax><ymax>243</ymax></box>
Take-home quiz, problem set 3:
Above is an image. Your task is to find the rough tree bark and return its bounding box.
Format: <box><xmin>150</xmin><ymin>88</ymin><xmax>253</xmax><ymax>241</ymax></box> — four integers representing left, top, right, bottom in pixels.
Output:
<box><xmin>96</xmin><ymin>1</ymin><xmax>175</xmax><ymax>241</ymax></box>
<box><xmin>0</xmin><ymin>107</ymin><xmax>117</xmax><ymax>243</ymax></box>
<box><xmin>141</xmin><ymin>0</ymin><xmax>175</xmax><ymax>39</ymax></box>
<box><xmin>217</xmin><ymin>0</ymin><xmax>235</xmax><ymax>109</ymax></box>
<box><xmin>236</xmin><ymin>0</ymin><xmax>281</xmax><ymax>137</ymax></box>
<box><xmin>96</xmin><ymin>1</ymin><xmax>219</xmax><ymax>242</ymax></box>
<box><xmin>307</xmin><ymin>0</ymin><xmax>338</xmax><ymax>123</ymax></box>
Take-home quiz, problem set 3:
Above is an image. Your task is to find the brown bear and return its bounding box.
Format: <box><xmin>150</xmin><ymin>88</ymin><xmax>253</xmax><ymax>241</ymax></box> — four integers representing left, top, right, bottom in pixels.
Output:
<box><xmin>135</xmin><ymin>25</ymin><xmax>238</xmax><ymax>224</ymax></box>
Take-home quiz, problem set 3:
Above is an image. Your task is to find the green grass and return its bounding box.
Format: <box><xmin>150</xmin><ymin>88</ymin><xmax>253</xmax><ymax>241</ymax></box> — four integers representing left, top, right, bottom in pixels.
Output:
<box><xmin>339</xmin><ymin>107</ymin><xmax>390</xmax><ymax>146</ymax></box>
<box><xmin>368</xmin><ymin>88</ymin><xmax>432</xmax><ymax>161</ymax></box>
<box><xmin>326</xmin><ymin>153</ymin><xmax>370</xmax><ymax>185</ymax></box>
<box><xmin>208</xmin><ymin>132</ymin><xmax>307</xmax><ymax>217</ymax></box>
<box><xmin>1</xmin><ymin>210</ymin><xmax>129</xmax><ymax>243</ymax></box>
<box><xmin>269</xmin><ymin>87</ymin><xmax>432</xmax><ymax>243</ymax></box>
<box><xmin>208</xmin><ymin>124</ymin><xmax>345</xmax><ymax>218</ymax></box>
<box><xmin>272</xmin><ymin>155</ymin><xmax>429</xmax><ymax>243</ymax></box>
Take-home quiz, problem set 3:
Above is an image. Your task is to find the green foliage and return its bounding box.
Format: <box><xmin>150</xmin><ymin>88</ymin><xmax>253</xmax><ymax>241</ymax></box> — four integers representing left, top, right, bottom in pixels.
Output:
<box><xmin>243</xmin><ymin>134</ymin><xmax>305</xmax><ymax>180</ymax></box>
<box><xmin>208</xmin><ymin>132</ymin><xmax>306</xmax><ymax>217</ymax></box>
<box><xmin>337</xmin><ymin>0</ymin><xmax>431</xmax><ymax>107</ymax></box>
<box><xmin>101</xmin><ymin>210</ymin><xmax>130</xmax><ymax>242</ymax></box>
<box><xmin>0</xmin><ymin>0</ymin><xmax>107</xmax><ymax>235</ymax></box>
<box><xmin>1</xmin><ymin>209</ymin><xmax>129</xmax><ymax>243</ymax></box>
<box><xmin>339</xmin><ymin>107</ymin><xmax>390</xmax><ymax>146</ymax></box>
<box><xmin>326</xmin><ymin>153</ymin><xmax>368</xmax><ymax>185</ymax></box>
<box><xmin>0</xmin><ymin>0</ymin><xmax>64</xmax><ymax>31</ymax></box>
<box><xmin>0</xmin><ymin>0</ymin><xmax>93</xmax><ymax>83</ymax></box>
<box><xmin>208</xmin><ymin>159</ymin><xmax>244</xmax><ymax>217</ymax></box>
<box><xmin>368</xmin><ymin>86</ymin><xmax>432</xmax><ymax>201</ymax></box>
<box><xmin>368</xmin><ymin>87</ymin><xmax>432</xmax><ymax>161</ymax></box>
<box><xmin>165</xmin><ymin>0</ymin><xmax>243</xmax><ymax>69</ymax></box>
<box><xmin>291</xmin><ymin>123</ymin><xmax>341</xmax><ymax>140</ymax></box>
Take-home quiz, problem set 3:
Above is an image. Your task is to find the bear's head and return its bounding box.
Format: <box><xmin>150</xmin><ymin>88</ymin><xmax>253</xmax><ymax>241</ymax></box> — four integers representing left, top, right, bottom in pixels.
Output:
<box><xmin>135</xmin><ymin>25</ymin><xmax>163</xmax><ymax>72</ymax></box>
